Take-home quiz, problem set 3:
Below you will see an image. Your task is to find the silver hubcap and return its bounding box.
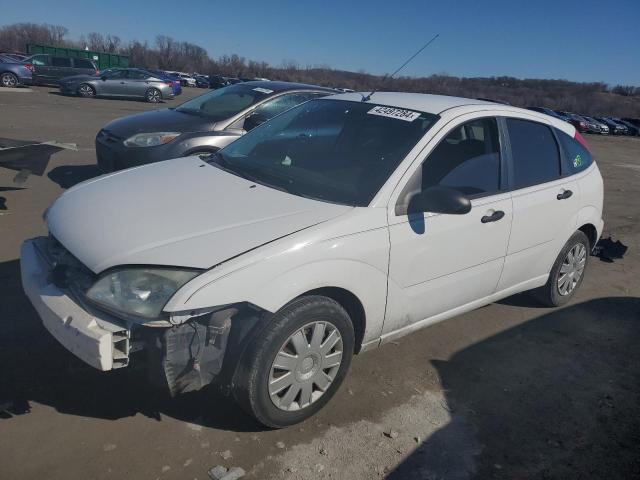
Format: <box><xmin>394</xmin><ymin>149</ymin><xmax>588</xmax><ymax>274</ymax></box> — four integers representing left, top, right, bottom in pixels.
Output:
<box><xmin>269</xmin><ymin>321</ymin><xmax>343</xmax><ymax>411</ymax></box>
<box><xmin>80</xmin><ymin>85</ymin><xmax>92</xmax><ymax>95</ymax></box>
<box><xmin>148</xmin><ymin>90</ymin><xmax>160</xmax><ymax>101</ymax></box>
<box><xmin>2</xmin><ymin>74</ymin><xmax>17</xmax><ymax>86</ymax></box>
<box><xmin>557</xmin><ymin>243</ymin><xmax>587</xmax><ymax>296</ymax></box>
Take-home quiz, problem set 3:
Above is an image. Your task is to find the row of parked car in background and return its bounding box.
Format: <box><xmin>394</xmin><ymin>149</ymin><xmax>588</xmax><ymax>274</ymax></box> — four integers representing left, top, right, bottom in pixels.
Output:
<box><xmin>2</xmin><ymin>50</ymin><xmax>639</xmax><ymax>134</ymax></box>
<box><xmin>526</xmin><ymin>106</ymin><xmax>640</xmax><ymax>136</ymax></box>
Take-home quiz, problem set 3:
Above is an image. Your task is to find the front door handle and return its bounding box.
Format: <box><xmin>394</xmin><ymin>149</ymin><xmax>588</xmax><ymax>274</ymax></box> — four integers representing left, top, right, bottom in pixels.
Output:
<box><xmin>557</xmin><ymin>189</ymin><xmax>573</xmax><ymax>200</ymax></box>
<box><xmin>481</xmin><ymin>210</ymin><xmax>505</xmax><ymax>223</ymax></box>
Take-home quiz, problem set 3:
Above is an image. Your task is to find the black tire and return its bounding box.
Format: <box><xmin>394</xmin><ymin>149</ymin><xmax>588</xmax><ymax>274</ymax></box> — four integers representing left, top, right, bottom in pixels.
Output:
<box><xmin>1</xmin><ymin>72</ymin><xmax>19</xmax><ymax>88</ymax></box>
<box><xmin>233</xmin><ymin>295</ymin><xmax>355</xmax><ymax>428</ymax></box>
<box><xmin>145</xmin><ymin>88</ymin><xmax>162</xmax><ymax>103</ymax></box>
<box><xmin>77</xmin><ymin>83</ymin><xmax>95</xmax><ymax>98</ymax></box>
<box><xmin>534</xmin><ymin>230</ymin><xmax>590</xmax><ymax>307</ymax></box>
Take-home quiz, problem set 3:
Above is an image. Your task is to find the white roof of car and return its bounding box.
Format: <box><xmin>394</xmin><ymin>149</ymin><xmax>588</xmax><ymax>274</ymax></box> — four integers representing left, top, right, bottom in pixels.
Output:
<box><xmin>328</xmin><ymin>92</ymin><xmax>495</xmax><ymax>114</ymax></box>
<box><xmin>327</xmin><ymin>91</ymin><xmax>575</xmax><ymax>135</ymax></box>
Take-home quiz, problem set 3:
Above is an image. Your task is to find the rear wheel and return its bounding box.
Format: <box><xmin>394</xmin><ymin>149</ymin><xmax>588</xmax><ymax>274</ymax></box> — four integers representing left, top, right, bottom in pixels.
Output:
<box><xmin>77</xmin><ymin>83</ymin><xmax>95</xmax><ymax>98</ymax></box>
<box><xmin>233</xmin><ymin>296</ymin><xmax>354</xmax><ymax>428</ymax></box>
<box><xmin>1</xmin><ymin>72</ymin><xmax>18</xmax><ymax>87</ymax></box>
<box><xmin>535</xmin><ymin>230</ymin><xmax>590</xmax><ymax>307</ymax></box>
<box><xmin>145</xmin><ymin>88</ymin><xmax>162</xmax><ymax>103</ymax></box>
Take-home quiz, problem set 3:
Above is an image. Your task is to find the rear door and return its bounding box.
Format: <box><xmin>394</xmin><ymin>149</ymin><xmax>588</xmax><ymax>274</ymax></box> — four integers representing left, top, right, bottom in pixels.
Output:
<box><xmin>497</xmin><ymin>117</ymin><xmax>579</xmax><ymax>290</ymax></box>
<box><xmin>126</xmin><ymin>70</ymin><xmax>152</xmax><ymax>97</ymax></box>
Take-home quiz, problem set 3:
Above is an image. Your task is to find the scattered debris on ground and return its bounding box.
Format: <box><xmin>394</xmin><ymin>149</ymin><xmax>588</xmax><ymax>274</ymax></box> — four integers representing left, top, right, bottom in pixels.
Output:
<box><xmin>208</xmin><ymin>465</ymin><xmax>246</xmax><ymax>480</ymax></box>
<box><xmin>593</xmin><ymin>236</ymin><xmax>628</xmax><ymax>262</ymax></box>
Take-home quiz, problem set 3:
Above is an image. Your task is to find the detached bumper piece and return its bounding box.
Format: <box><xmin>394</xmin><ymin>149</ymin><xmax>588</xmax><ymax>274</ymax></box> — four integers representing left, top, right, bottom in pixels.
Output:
<box><xmin>147</xmin><ymin>308</ymin><xmax>235</xmax><ymax>396</ymax></box>
<box><xmin>20</xmin><ymin>237</ymin><xmax>131</xmax><ymax>371</ymax></box>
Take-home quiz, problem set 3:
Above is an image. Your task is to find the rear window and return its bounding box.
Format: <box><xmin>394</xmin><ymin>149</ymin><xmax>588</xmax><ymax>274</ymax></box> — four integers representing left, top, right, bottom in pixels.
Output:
<box><xmin>51</xmin><ymin>57</ymin><xmax>72</xmax><ymax>67</ymax></box>
<box><xmin>556</xmin><ymin>130</ymin><xmax>593</xmax><ymax>173</ymax></box>
<box><xmin>74</xmin><ymin>58</ymin><xmax>95</xmax><ymax>69</ymax></box>
<box><xmin>506</xmin><ymin>118</ymin><xmax>561</xmax><ymax>189</ymax></box>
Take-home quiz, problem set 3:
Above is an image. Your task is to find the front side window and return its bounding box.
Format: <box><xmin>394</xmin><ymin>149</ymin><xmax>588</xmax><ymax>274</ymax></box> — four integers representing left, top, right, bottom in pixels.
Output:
<box><xmin>507</xmin><ymin>118</ymin><xmax>561</xmax><ymax>189</ymax></box>
<box><xmin>74</xmin><ymin>58</ymin><xmax>94</xmax><ymax>69</ymax></box>
<box><xmin>128</xmin><ymin>70</ymin><xmax>149</xmax><ymax>80</ymax></box>
<box><xmin>395</xmin><ymin>117</ymin><xmax>501</xmax><ymax>215</ymax></box>
<box><xmin>51</xmin><ymin>57</ymin><xmax>72</xmax><ymax>67</ymax></box>
<box><xmin>211</xmin><ymin>99</ymin><xmax>438</xmax><ymax>206</ymax></box>
<box><xmin>176</xmin><ymin>84</ymin><xmax>275</xmax><ymax>121</ymax></box>
<box><xmin>31</xmin><ymin>55</ymin><xmax>48</xmax><ymax>66</ymax></box>
<box><xmin>103</xmin><ymin>69</ymin><xmax>126</xmax><ymax>79</ymax></box>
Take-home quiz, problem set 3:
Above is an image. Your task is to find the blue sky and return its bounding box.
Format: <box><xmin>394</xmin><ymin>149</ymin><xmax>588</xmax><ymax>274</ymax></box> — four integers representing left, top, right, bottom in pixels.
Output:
<box><xmin>2</xmin><ymin>0</ymin><xmax>639</xmax><ymax>85</ymax></box>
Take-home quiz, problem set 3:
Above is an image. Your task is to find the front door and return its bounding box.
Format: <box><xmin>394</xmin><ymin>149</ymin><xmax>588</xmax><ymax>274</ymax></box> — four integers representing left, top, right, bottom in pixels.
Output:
<box><xmin>385</xmin><ymin>116</ymin><xmax>512</xmax><ymax>334</ymax></box>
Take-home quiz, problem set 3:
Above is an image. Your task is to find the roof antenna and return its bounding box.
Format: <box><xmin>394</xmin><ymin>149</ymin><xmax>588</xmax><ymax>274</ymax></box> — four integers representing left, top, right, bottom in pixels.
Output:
<box><xmin>361</xmin><ymin>33</ymin><xmax>440</xmax><ymax>102</ymax></box>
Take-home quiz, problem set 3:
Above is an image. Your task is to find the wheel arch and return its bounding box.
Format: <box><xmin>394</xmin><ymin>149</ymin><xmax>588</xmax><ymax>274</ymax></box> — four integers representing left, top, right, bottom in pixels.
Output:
<box><xmin>578</xmin><ymin>223</ymin><xmax>598</xmax><ymax>250</ymax></box>
<box><xmin>296</xmin><ymin>287</ymin><xmax>367</xmax><ymax>354</ymax></box>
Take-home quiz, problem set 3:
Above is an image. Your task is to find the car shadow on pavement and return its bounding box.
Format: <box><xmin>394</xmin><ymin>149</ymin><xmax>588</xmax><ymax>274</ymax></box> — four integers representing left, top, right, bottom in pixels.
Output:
<box><xmin>388</xmin><ymin>296</ymin><xmax>640</xmax><ymax>480</ymax></box>
<box><xmin>47</xmin><ymin>164</ymin><xmax>103</xmax><ymax>189</ymax></box>
<box><xmin>0</xmin><ymin>258</ymin><xmax>263</xmax><ymax>432</ymax></box>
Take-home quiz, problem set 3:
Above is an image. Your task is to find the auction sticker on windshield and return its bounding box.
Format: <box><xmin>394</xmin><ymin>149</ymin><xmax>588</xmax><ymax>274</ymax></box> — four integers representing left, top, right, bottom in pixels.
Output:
<box><xmin>253</xmin><ymin>87</ymin><xmax>274</xmax><ymax>94</ymax></box>
<box><xmin>367</xmin><ymin>106</ymin><xmax>421</xmax><ymax>122</ymax></box>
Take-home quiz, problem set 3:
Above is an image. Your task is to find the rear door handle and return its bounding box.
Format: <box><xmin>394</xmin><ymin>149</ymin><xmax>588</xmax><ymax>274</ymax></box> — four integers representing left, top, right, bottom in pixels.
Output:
<box><xmin>557</xmin><ymin>189</ymin><xmax>573</xmax><ymax>200</ymax></box>
<box><xmin>481</xmin><ymin>210</ymin><xmax>505</xmax><ymax>223</ymax></box>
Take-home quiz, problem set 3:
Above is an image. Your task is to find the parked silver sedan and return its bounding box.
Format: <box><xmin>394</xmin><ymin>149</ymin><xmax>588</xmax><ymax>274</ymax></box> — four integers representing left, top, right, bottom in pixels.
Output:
<box><xmin>59</xmin><ymin>68</ymin><xmax>174</xmax><ymax>102</ymax></box>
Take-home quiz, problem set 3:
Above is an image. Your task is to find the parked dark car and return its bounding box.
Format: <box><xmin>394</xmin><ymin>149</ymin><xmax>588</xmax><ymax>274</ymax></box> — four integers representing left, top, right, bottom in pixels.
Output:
<box><xmin>194</xmin><ymin>75</ymin><xmax>210</xmax><ymax>88</ymax></box>
<box><xmin>595</xmin><ymin>117</ymin><xmax>627</xmax><ymax>135</ymax></box>
<box><xmin>555</xmin><ymin>111</ymin><xmax>589</xmax><ymax>133</ymax></box>
<box><xmin>208</xmin><ymin>75</ymin><xmax>230</xmax><ymax>89</ymax></box>
<box><xmin>59</xmin><ymin>68</ymin><xmax>174</xmax><ymax>102</ymax></box>
<box><xmin>0</xmin><ymin>54</ymin><xmax>33</xmax><ymax>87</ymax></box>
<box><xmin>622</xmin><ymin>117</ymin><xmax>640</xmax><ymax>128</ymax></box>
<box><xmin>526</xmin><ymin>107</ymin><xmax>570</xmax><ymax>122</ymax></box>
<box><xmin>612</xmin><ymin>118</ymin><xmax>639</xmax><ymax>136</ymax></box>
<box><xmin>25</xmin><ymin>54</ymin><xmax>98</xmax><ymax>85</ymax></box>
<box><xmin>148</xmin><ymin>70</ymin><xmax>182</xmax><ymax>96</ymax></box>
<box><xmin>95</xmin><ymin>81</ymin><xmax>336</xmax><ymax>172</ymax></box>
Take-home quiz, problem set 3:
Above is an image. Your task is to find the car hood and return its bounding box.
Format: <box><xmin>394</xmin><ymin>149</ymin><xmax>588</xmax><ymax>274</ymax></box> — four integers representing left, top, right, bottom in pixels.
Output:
<box><xmin>46</xmin><ymin>157</ymin><xmax>351</xmax><ymax>273</ymax></box>
<box><xmin>102</xmin><ymin>109</ymin><xmax>216</xmax><ymax>137</ymax></box>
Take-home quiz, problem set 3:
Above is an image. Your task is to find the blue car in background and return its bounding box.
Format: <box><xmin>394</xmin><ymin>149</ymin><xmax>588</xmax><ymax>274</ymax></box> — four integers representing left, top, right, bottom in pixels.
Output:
<box><xmin>0</xmin><ymin>54</ymin><xmax>33</xmax><ymax>87</ymax></box>
<box><xmin>149</xmin><ymin>70</ymin><xmax>182</xmax><ymax>96</ymax></box>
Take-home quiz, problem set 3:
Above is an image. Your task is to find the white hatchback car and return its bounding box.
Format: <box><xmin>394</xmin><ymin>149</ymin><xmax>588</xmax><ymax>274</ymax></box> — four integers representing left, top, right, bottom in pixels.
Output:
<box><xmin>21</xmin><ymin>93</ymin><xmax>603</xmax><ymax>427</ymax></box>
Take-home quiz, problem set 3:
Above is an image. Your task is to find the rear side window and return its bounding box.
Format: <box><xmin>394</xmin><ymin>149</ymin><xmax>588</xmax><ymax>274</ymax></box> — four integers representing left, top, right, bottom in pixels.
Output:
<box><xmin>507</xmin><ymin>118</ymin><xmax>560</xmax><ymax>189</ymax></box>
<box><xmin>51</xmin><ymin>57</ymin><xmax>72</xmax><ymax>67</ymax></box>
<box><xmin>556</xmin><ymin>130</ymin><xmax>593</xmax><ymax>173</ymax></box>
<box><xmin>74</xmin><ymin>58</ymin><xmax>94</xmax><ymax>69</ymax></box>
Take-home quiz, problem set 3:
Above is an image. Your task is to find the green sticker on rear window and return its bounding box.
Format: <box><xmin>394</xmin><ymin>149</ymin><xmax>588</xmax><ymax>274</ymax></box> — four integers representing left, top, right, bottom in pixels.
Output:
<box><xmin>573</xmin><ymin>154</ymin><xmax>583</xmax><ymax>168</ymax></box>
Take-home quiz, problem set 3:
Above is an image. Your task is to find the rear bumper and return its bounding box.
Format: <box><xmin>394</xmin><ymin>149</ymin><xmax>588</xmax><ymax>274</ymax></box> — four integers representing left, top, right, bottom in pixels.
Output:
<box><xmin>20</xmin><ymin>238</ymin><xmax>130</xmax><ymax>371</ymax></box>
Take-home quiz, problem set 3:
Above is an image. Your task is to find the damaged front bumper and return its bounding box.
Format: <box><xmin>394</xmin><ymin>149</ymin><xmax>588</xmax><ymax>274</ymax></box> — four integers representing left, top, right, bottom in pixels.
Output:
<box><xmin>21</xmin><ymin>238</ymin><xmax>131</xmax><ymax>371</ymax></box>
<box><xmin>20</xmin><ymin>237</ymin><xmax>236</xmax><ymax>396</ymax></box>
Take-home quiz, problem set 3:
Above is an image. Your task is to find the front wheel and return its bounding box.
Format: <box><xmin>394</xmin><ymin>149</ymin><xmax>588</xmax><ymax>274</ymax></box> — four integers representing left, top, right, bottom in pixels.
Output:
<box><xmin>145</xmin><ymin>88</ymin><xmax>162</xmax><ymax>103</ymax></box>
<box><xmin>535</xmin><ymin>230</ymin><xmax>590</xmax><ymax>307</ymax></box>
<box><xmin>233</xmin><ymin>296</ymin><xmax>354</xmax><ymax>428</ymax></box>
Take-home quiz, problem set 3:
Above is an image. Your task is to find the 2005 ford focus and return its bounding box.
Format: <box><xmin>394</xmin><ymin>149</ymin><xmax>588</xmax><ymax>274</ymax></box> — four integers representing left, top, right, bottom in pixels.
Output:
<box><xmin>21</xmin><ymin>93</ymin><xmax>603</xmax><ymax>427</ymax></box>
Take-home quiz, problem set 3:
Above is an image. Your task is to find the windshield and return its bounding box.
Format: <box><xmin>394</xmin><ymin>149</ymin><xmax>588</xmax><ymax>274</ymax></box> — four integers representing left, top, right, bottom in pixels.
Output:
<box><xmin>175</xmin><ymin>84</ymin><xmax>273</xmax><ymax>121</ymax></box>
<box><xmin>209</xmin><ymin>99</ymin><xmax>438</xmax><ymax>206</ymax></box>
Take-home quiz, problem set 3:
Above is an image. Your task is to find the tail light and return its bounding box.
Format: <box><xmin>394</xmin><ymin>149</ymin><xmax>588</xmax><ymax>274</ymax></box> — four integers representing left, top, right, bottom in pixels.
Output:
<box><xmin>574</xmin><ymin>130</ymin><xmax>590</xmax><ymax>152</ymax></box>
<box><xmin>96</xmin><ymin>69</ymin><xmax>100</xmax><ymax>75</ymax></box>
<box><xmin>24</xmin><ymin>63</ymin><xmax>34</xmax><ymax>72</ymax></box>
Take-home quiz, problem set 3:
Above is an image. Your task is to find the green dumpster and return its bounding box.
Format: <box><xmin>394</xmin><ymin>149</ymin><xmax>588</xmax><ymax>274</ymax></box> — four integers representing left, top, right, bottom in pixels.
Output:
<box><xmin>26</xmin><ymin>44</ymin><xmax>130</xmax><ymax>69</ymax></box>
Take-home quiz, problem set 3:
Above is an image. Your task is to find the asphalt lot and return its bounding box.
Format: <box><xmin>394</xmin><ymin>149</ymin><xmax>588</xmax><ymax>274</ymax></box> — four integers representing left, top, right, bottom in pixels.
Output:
<box><xmin>1</xmin><ymin>86</ymin><xmax>639</xmax><ymax>480</ymax></box>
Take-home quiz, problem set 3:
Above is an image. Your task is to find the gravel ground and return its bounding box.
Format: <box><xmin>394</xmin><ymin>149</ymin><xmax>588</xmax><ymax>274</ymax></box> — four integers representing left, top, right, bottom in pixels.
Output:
<box><xmin>1</xmin><ymin>86</ymin><xmax>639</xmax><ymax>480</ymax></box>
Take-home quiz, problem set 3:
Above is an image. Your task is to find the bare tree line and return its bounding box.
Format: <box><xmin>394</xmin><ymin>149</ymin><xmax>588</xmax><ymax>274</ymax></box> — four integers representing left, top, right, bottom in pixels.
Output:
<box><xmin>1</xmin><ymin>22</ymin><xmax>639</xmax><ymax>117</ymax></box>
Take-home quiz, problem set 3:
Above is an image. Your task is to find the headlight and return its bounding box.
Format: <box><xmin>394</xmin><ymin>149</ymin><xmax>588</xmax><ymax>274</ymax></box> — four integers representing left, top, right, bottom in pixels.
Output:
<box><xmin>123</xmin><ymin>132</ymin><xmax>180</xmax><ymax>148</ymax></box>
<box><xmin>86</xmin><ymin>268</ymin><xmax>201</xmax><ymax>320</ymax></box>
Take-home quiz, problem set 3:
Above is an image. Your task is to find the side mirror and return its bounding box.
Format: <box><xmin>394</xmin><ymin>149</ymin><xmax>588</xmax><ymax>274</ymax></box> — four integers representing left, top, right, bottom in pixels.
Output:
<box><xmin>408</xmin><ymin>186</ymin><xmax>471</xmax><ymax>215</ymax></box>
<box><xmin>243</xmin><ymin>111</ymin><xmax>267</xmax><ymax>131</ymax></box>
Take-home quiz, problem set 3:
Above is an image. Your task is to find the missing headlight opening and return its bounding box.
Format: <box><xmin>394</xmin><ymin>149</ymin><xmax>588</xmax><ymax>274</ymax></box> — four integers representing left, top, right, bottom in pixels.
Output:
<box><xmin>146</xmin><ymin>306</ymin><xmax>237</xmax><ymax>396</ymax></box>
